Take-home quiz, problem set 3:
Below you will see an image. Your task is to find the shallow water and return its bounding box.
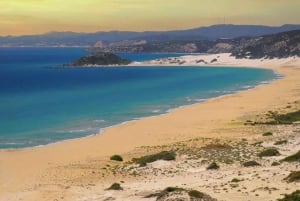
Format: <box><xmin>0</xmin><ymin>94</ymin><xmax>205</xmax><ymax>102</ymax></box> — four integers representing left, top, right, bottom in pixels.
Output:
<box><xmin>0</xmin><ymin>48</ymin><xmax>277</xmax><ymax>148</ymax></box>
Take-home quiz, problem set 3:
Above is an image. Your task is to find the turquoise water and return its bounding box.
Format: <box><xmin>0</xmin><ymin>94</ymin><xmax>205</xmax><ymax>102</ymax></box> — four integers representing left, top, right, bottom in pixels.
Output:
<box><xmin>0</xmin><ymin>48</ymin><xmax>278</xmax><ymax>149</ymax></box>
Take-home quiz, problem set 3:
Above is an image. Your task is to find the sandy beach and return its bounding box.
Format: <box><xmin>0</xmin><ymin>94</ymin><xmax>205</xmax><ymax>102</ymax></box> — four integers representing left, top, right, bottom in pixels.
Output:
<box><xmin>1</xmin><ymin>53</ymin><xmax>300</xmax><ymax>201</ymax></box>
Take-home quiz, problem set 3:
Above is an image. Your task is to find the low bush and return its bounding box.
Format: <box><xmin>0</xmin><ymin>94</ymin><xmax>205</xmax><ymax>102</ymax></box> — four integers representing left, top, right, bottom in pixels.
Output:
<box><xmin>271</xmin><ymin>161</ymin><xmax>280</xmax><ymax>166</ymax></box>
<box><xmin>153</xmin><ymin>187</ymin><xmax>215</xmax><ymax>201</ymax></box>
<box><xmin>274</xmin><ymin>140</ymin><xmax>288</xmax><ymax>145</ymax></box>
<box><xmin>243</xmin><ymin>160</ymin><xmax>261</xmax><ymax>167</ymax></box>
<box><xmin>133</xmin><ymin>151</ymin><xmax>176</xmax><ymax>167</ymax></box>
<box><xmin>110</xmin><ymin>154</ymin><xmax>123</xmax><ymax>162</ymax></box>
<box><xmin>231</xmin><ymin>178</ymin><xmax>242</xmax><ymax>183</ymax></box>
<box><xmin>281</xmin><ymin>151</ymin><xmax>300</xmax><ymax>162</ymax></box>
<box><xmin>284</xmin><ymin>171</ymin><xmax>300</xmax><ymax>183</ymax></box>
<box><xmin>258</xmin><ymin>147</ymin><xmax>280</xmax><ymax>157</ymax></box>
<box><xmin>206</xmin><ymin>162</ymin><xmax>219</xmax><ymax>170</ymax></box>
<box><xmin>266</xmin><ymin>110</ymin><xmax>300</xmax><ymax>125</ymax></box>
<box><xmin>188</xmin><ymin>190</ymin><xmax>204</xmax><ymax>199</ymax></box>
<box><xmin>278</xmin><ymin>190</ymin><xmax>300</xmax><ymax>201</ymax></box>
<box><xmin>262</xmin><ymin>132</ymin><xmax>273</xmax><ymax>136</ymax></box>
<box><xmin>106</xmin><ymin>182</ymin><xmax>123</xmax><ymax>190</ymax></box>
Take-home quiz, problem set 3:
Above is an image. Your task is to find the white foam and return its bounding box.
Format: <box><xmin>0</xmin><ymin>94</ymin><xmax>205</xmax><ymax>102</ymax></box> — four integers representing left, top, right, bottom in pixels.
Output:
<box><xmin>93</xmin><ymin>119</ymin><xmax>106</xmax><ymax>123</ymax></box>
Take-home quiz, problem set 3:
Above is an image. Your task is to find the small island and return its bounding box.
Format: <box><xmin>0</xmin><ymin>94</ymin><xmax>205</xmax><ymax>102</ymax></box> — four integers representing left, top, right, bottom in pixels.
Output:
<box><xmin>64</xmin><ymin>51</ymin><xmax>131</xmax><ymax>67</ymax></box>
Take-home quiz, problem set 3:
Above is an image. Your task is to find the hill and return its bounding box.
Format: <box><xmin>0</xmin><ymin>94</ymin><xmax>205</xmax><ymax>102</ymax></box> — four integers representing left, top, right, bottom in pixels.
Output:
<box><xmin>0</xmin><ymin>24</ymin><xmax>299</xmax><ymax>47</ymax></box>
<box><xmin>231</xmin><ymin>30</ymin><xmax>300</xmax><ymax>59</ymax></box>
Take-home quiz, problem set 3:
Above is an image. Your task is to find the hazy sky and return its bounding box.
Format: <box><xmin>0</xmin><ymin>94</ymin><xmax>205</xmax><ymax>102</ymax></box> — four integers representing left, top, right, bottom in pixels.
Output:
<box><xmin>1</xmin><ymin>0</ymin><xmax>300</xmax><ymax>36</ymax></box>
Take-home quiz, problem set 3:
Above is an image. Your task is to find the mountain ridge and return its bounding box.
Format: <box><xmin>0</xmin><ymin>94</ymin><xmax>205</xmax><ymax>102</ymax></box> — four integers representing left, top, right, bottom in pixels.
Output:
<box><xmin>1</xmin><ymin>24</ymin><xmax>300</xmax><ymax>47</ymax></box>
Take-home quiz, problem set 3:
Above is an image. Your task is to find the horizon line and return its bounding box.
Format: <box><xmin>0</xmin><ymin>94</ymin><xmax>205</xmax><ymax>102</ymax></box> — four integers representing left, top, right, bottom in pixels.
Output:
<box><xmin>1</xmin><ymin>23</ymin><xmax>299</xmax><ymax>38</ymax></box>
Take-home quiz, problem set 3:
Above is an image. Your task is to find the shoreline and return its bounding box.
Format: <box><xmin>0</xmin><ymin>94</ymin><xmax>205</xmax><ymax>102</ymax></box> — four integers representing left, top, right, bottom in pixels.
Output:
<box><xmin>1</xmin><ymin>53</ymin><xmax>300</xmax><ymax>201</ymax></box>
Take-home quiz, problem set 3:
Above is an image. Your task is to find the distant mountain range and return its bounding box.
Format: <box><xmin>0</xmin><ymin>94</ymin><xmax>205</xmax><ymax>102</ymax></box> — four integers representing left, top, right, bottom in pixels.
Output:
<box><xmin>0</xmin><ymin>24</ymin><xmax>300</xmax><ymax>47</ymax></box>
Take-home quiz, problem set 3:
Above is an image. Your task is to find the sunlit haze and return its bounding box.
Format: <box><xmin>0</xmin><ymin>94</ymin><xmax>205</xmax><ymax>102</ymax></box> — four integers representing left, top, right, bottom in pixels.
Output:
<box><xmin>1</xmin><ymin>0</ymin><xmax>300</xmax><ymax>36</ymax></box>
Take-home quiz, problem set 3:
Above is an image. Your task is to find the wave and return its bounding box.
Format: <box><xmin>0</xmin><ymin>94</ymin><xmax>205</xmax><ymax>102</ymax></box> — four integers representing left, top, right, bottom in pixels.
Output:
<box><xmin>93</xmin><ymin>119</ymin><xmax>106</xmax><ymax>123</ymax></box>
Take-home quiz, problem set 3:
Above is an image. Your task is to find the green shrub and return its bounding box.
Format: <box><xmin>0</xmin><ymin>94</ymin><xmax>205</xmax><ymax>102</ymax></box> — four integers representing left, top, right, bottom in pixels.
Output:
<box><xmin>258</xmin><ymin>147</ymin><xmax>280</xmax><ymax>157</ymax></box>
<box><xmin>266</xmin><ymin>110</ymin><xmax>300</xmax><ymax>125</ymax></box>
<box><xmin>106</xmin><ymin>182</ymin><xmax>123</xmax><ymax>190</ymax></box>
<box><xmin>271</xmin><ymin>161</ymin><xmax>280</xmax><ymax>166</ymax></box>
<box><xmin>110</xmin><ymin>154</ymin><xmax>123</xmax><ymax>162</ymax></box>
<box><xmin>206</xmin><ymin>162</ymin><xmax>219</xmax><ymax>170</ymax></box>
<box><xmin>262</xmin><ymin>132</ymin><xmax>273</xmax><ymax>136</ymax></box>
<box><xmin>243</xmin><ymin>160</ymin><xmax>261</xmax><ymax>167</ymax></box>
<box><xmin>156</xmin><ymin>187</ymin><xmax>184</xmax><ymax>199</ymax></box>
<box><xmin>284</xmin><ymin>171</ymin><xmax>300</xmax><ymax>183</ymax></box>
<box><xmin>274</xmin><ymin>140</ymin><xmax>288</xmax><ymax>145</ymax></box>
<box><xmin>188</xmin><ymin>190</ymin><xmax>204</xmax><ymax>199</ymax></box>
<box><xmin>278</xmin><ymin>190</ymin><xmax>300</xmax><ymax>201</ymax></box>
<box><xmin>281</xmin><ymin>151</ymin><xmax>300</xmax><ymax>162</ymax></box>
<box><xmin>210</xmin><ymin>58</ymin><xmax>218</xmax><ymax>63</ymax></box>
<box><xmin>252</xmin><ymin>141</ymin><xmax>263</xmax><ymax>146</ymax></box>
<box><xmin>155</xmin><ymin>187</ymin><xmax>208</xmax><ymax>200</ymax></box>
<box><xmin>231</xmin><ymin>178</ymin><xmax>242</xmax><ymax>183</ymax></box>
<box><xmin>133</xmin><ymin>151</ymin><xmax>176</xmax><ymax>167</ymax></box>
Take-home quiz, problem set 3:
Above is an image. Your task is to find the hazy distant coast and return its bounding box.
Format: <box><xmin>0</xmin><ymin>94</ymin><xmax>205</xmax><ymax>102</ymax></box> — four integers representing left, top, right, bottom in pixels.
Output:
<box><xmin>1</xmin><ymin>24</ymin><xmax>299</xmax><ymax>47</ymax></box>
<box><xmin>63</xmin><ymin>29</ymin><xmax>299</xmax><ymax>67</ymax></box>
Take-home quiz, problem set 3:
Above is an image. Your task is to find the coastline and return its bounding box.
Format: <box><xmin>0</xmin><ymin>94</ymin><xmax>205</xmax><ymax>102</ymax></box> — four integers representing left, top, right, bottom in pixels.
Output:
<box><xmin>1</xmin><ymin>53</ymin><xmax>300</xmax><ymax>201</ymax></box>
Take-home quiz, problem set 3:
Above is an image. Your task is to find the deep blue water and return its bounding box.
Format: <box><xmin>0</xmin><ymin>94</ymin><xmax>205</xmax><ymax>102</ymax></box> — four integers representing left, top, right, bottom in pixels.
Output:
<box><xmin>0</xmin><ymin>48</ymin><xmax>277</xmax><ymax>148</ymax></box>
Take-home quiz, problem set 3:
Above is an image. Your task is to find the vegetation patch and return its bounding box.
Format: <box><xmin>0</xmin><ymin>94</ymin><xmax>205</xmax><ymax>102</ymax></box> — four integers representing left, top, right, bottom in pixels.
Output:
<box><xmin>265</xmin><ymin>110</ymin><xmax>300</xmax><ymax>125</ymax></box>
<box><xmin>66</xmin><ymin>52</ymin><xmax>131</xmax><ymax>66</ymax></box>
<box><xmin>243</xmin><ymin>160</ymin><xmax>261</xmax><ymax>167</ymax></box>
<box><xmin>252</xmin><ymin>141</ymin><xmax>263</xmax><ymax>146</ymax></box>
<box><xmin>202</xmin><ymin>143</ymin><xmax>232</xmax><ymax>150</ymax></box>
<box><xmin>271</xmin><ymin>161</ymin><xmax>281</xmax><ymax>166</ymax></box>
<box><xmin>106</xmin><ymin>182</ymin><xmax>123</xmax><ymax>190</ymax></box>
<box><xmin>278</xmin><ymin>190</ymin><xmax>300</xmax><ymax>201</ymax></box>
<box><xmin>231</xmin><ymin>178</ymin><xmax>242</xmax><ymax>183</ymax></box>
<box><xmin>281</xmin><ymin>151</ymin><xmax>300</xmax><ymax>162</ymax></box>
<box><xmin>153</xmin><ymin>187</ymin><xmax>216</xmax><ymax>201</ymax></box>
<box><xmin>188</xmin><ymin>190</ymin><xmax>205</xmax><ymax>199</ymax></box>
<box><xmin>258</xmin><ymin>147</ymin><xmax>280</xmax><ymax>157</ymax></box>
<box><xmin>274</xmin><ymin>140</ymin><xmax>288</xmax><ymax>145</ymax></box>
<box><xmin>206</xmin><ymin>162</ymin><xmax>220</xmax><ymax>170</ymax></box>
<box><xmin>110</xmin><ymin>154</ymin><xmax>123</xmax><ymax>162</ymax></box>
<box><xmin>133</xmin><ymin>151</ymin><xmax>176</xmax><ymax>167</ymax></box>
<box><xmin>154</xmin><ymin>187</ymin><xmax>185</xmax><ymax>200</ymax></box>
<box><xmin>262</xmin><ymin>132</ymin><xmax>273</xmax><ymax>136</ymax></box>
<box><xmin>284</xmin><ymin>171</ymin><xmax>300</xmax><ymax>183</ymax></box>
<box><xmin>210</xmin><ymin>58</ymin><xmax>218</xmax><ymax>63</ymax></box>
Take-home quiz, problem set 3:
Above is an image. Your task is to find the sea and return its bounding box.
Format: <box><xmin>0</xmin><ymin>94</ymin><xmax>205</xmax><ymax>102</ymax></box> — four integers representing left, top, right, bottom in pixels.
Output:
<box><xmin>0</xmin><ymin>47</ymin><xmax>279</xmax><ymax>149</ymax></box>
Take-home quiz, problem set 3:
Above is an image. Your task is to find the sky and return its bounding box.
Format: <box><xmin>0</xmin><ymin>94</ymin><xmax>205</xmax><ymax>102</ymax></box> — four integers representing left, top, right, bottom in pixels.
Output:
<box><xmin>1</xmin><ymin>0</ymin><xmax>300</xmax><ymax>36</ymax></box>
